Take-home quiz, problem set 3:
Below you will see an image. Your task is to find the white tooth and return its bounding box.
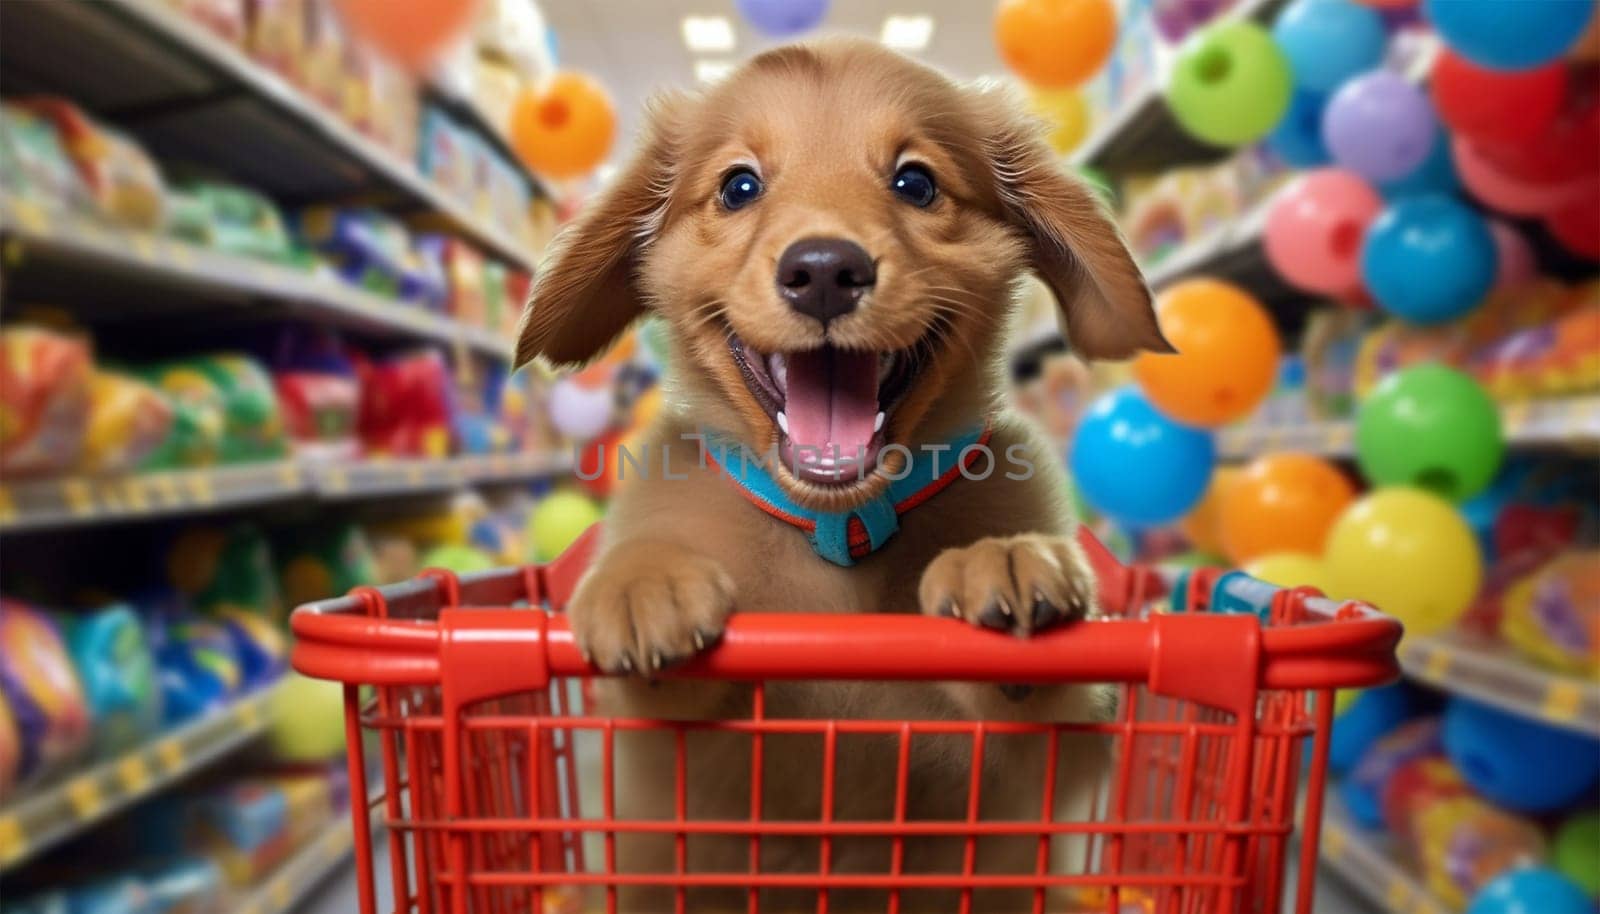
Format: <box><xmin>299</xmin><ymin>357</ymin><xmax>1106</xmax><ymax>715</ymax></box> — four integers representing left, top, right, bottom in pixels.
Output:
<box><xmin>874</xmin><ymin>411</ymin><xmax>885</xmax><ymax>432</ymax></box>
<box><xmin>769</xmin><ymin>353</ymin><xmax>788</xmax><ymax>392</ymax></box>
<box><xmin>777</xmin><ymin>411</ymin><xmax>789</xmax><ymax>434</ymax></box>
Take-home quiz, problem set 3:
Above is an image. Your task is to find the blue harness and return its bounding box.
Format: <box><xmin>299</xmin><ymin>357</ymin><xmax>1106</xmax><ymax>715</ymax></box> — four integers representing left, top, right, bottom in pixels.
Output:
<box><xmin>701</xmin><ymin>426</ymin><xmax>991</xmax><ymax>566</ymax></box>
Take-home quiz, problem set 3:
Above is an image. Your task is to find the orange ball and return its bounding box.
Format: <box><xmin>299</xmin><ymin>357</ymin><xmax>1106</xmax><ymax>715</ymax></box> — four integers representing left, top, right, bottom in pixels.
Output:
<box><xmin>995</xmin><ymin>0</ymin><xmax>1117</xmax><ymax>89</ymax></box>
<box><xmin>1219</xmin><ymin>454</ymin><xmax>1357</xmax><ymax>564</ymax></box>
<box><xmin>1180</xmin><ymin>466</ymin><xmax>1242</xmax><ymax>555</ymax></box>
<box><xmin>1134</xmin><ymin>279</ymin><xmax>1281</xmax><ymax>427</ymax></box>
<box><xmin>511</xmin><ymin>73</ymin><xmax>617</xmax><ymax>181</ymax></box>
<box><xmin>334</xmin><ymin>0</ymin><xmax>479</xmax><ymax>72</ymax></box>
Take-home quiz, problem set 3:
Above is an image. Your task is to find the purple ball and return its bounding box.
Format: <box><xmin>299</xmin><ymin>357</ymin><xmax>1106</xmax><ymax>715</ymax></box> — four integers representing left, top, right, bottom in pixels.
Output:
<box><xmin>1322</xmin><ymin>70</ymin><xmax>1438</xmax><ymax>183</ymax></box>
<box><xmin>736</xmin><ymin>0</ymin><xmax>829</xmax><ymax>37</ymax></box>
<box><xmin>1152</xmin><ymin>0</ymin><xmax>1233</xmax><ymax>43</ymax></box>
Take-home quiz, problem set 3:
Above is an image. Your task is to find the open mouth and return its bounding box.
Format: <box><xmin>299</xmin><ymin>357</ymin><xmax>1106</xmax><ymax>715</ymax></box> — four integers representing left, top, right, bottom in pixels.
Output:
<box><xmin>729</xmin><ymin>335</ymin><xmax>923</xmax><ymax>486</ymax></box>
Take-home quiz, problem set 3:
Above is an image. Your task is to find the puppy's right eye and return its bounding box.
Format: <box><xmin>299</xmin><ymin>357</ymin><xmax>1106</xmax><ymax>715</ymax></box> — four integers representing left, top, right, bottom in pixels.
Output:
<box><xmin>719</xmin><ymin>169</ymin><xmax>763</xmax><ymax>211</ymax></box>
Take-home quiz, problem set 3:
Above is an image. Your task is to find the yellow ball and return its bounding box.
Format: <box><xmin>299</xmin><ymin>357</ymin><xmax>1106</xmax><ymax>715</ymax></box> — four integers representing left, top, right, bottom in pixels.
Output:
<box><xmin>1029</xmin><ymin>87</ymin><xmax>1092</xmax><ymax>155</ymax></box>
<box><xmin>1324</xmin><ymin>488</ymin><xmax>1482</xmax><ymax>639</ymax></box>
<box><xmin>1244</xmin><ymin>552</ymin><xmax>1336</xmax><ymax>596</ymax></box>
<box><xmin>266</xmin><ymin>672</ymin><xmax>346</xmax><ymax>763</ymax></box>
<box><xmin>528</xmin><ymin>490</ymin><xmax>603</xmax><ymax>563</ymax></box>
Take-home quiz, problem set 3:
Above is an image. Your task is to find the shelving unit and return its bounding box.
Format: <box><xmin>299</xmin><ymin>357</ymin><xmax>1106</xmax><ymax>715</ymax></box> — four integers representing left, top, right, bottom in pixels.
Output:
<box><xmin>1319</xmin><ymin>799</ymin><xmax>1451</xmax><ymax>914</ymax></box>
<box><xmin>1217</xmin><ymin>395</ymin><xmax>1600</xmax><ymax>460</ymax></box>
<box><xmin>0</xmin><ymin>681</ymin><xmax>284</xmax><ymax>872</ymax></box>
<box><xmin>0</xmin><ymin>453</ymin><xmax>573</xmax><ymax>533</ymax></box>
<box><xmin>0</xmin><ymin>197</ymin><xmax>512</xmax><ymax>360</ymax></box>
<box><xmin>0</xmin><ymin>0</ymin><xmax>540</xmax><ymax>272</ymax></box>
<box><xmin>230</xmin><ymin>801</ymin><xmax>382</xmax><ymax>914</ymax></box>
<box><xmin>1401</xmin><ymin>631</ymin><xmax>1600</xmax><ymax>737</ymax></box>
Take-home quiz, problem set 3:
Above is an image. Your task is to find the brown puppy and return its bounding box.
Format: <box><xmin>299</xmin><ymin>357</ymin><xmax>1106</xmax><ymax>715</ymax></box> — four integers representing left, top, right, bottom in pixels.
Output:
<box><xmin>517</xmin><ymin>39</ymin><xmax>1167</xmax><ymax>913</ymax></box>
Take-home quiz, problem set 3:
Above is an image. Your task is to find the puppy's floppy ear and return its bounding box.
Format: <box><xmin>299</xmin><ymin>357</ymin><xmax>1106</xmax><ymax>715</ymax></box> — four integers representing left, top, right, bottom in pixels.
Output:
<box><xmin>982</xmin><ymin>97</ymin><xmax>1172</xmax><ymax>360</ymax></box>
<box><xmin>514</xmin><ymin>94</ymin><xmax>688</xmax><ymax>369</ymax></box>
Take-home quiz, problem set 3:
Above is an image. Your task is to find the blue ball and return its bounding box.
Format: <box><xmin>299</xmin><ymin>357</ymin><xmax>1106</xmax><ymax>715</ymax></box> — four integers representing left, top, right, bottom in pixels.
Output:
<box><xmin>1273</xmin><ymin>0</ymin><xmax>1388</xmax><ymax>92</ymax></box>
<box><xmin>1379</xmin><ymin>128</ymin><xmax>1459</xmax><ymax>200</ymax></box>
<box><xmin>1443</xmin><ymin>697</ymin><xmax>1600</xmax><ymax>813</ymax></box>
<box><xmin>736</xmin><ymin>0</ymin><xmax>829</xmax><ymax>37</ymax></box>
<box><xmin>1360</xmin><ymin>195</ymin><xmax>1495</xmax><ymax>324</ymax></box>
<box><xmin>1267</xmin><ymin>90</ymin><xmax>1331</xmax><ymax>167</ymax></box>
<box><xmin>1069</xmin><ymin>388</ymin><xmax>1216</xmax><ymax>528</ymax></box>
<box><xmin>1466</xmin><ymin>868</ymin><xmax>1596</xmax><ymax>914</ymax></box>
<box><xmin>1425</xmin><ymin>0</ymin><xmax>1596</xmax><ymax>70</ymax></box>
<box><xmin>1330</xmin><ymin>682</ymin><xmax>1422</xmax><ymax>775</ymax></box>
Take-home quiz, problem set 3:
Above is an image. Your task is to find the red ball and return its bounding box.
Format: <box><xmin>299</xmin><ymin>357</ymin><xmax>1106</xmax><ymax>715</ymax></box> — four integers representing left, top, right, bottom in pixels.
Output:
<box><xmin>1431</xmin><ymin>50</ymin><xmax>1566</xmax><ymax>146</ymax></box>
<box><xmin>1547</xmin><ymin>198</ymin><xmax>1600</xmax><ymax>260</ymax></box>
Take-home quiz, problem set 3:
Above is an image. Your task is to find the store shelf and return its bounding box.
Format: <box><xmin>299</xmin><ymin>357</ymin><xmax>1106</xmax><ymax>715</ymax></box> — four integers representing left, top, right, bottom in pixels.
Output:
<box><xmin>1218</xmin><ymin>395</ymin><xmax>1600</xmax><ymax>460</ymax></box>
<box><xmin>229</xmin><ymin>808</ymin><xmax>375</xmax><ymax>914</ymax></box>
<box><xmin>1070</xmin><ymin>0</ymin><xmax>1287</xmax><ymax>174</ymax></box>
<box><xmin>0</xmin><ymin>0</ymin><xmax>538</xmax><ymax>272</ymax></box>
<box><xmin>0</xmin><ymin>453</ymin><xmax>572</xmax><ymax>534</ymax></box>
<box><xmin>0</xmin><ymin>198</ymin><xmax>512</xmax><ymax>360</ymax></box>
<box><xmin>1401</xmin><ymin>631</ymin><xmax>1600</xmax><ymax>737</ymax></box>
<box><xmin>0</xmin><ymin>461</ymin><xmax>307</xmax><ymax>533</ymax></box>
<box><xmin>1319</xmin><ymin>798</ymin><xmax>1450</xmax><ymax>914</ymax></box>
<box><xmin>0</xmin><ymin>681</ymin><xmax>282</xmax><ymax>873</ymax></box>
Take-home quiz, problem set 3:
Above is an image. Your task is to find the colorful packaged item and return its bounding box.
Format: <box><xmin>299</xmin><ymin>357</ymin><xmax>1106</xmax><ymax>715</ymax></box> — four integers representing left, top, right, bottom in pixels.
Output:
<box><xmin>0</xmin><ymin>102</ymin><xmax>93</xmax><ymax>210</ymax></box>
<box><xmin>355</xmin><ymin>349</ymin><xmax>456</xmax><ymax>457</ymax></box>
<box><xmin>274</xmin><ymin>522</ymin><xmax>377</xmax><ymax>611</ymax></box>
<box><xmin>187</xmin><ymin>772</ymin><xmax>336</xmax><ymax>885</ymax></box>
<box><xmin>144</xmin><ymin>609</ymin><xmax>243</xmax><ymax>725</ymax></box>
<box><xmin>1341</xmin><ymin>716</ymin><xmax>1441</xmax><ymax>828</ymax></box>
<box><xmin>1500</xmin><ymin>549</ymin><xmax>1600</xmax><ymax>676</ymax></box>
<box><xmin>194</xmin><ymin>354</ymin><xmax>287</xmax><ymax>463</ymax></box>
<box><xmin>0</xmin><ymin>598</ymin><xmax>92</xmax><ymax>789</ymax></box>
<box><xmin>0</xmin><ymin>326</ymin><xmax>92</xmax><ymax>477</ymax></box>
<box><xmin>138</xmin><ymin>361</ymin><xmax>226</xmax><ymax>469</ymax></box>
<box><xmin>165</xmin><ymin>181</ymin><xmax>293</xmax><ymax>262</ymax></box>
<box><xmin>62</xmin><ymin>603</ymin><xmax>162</xmax><ymax>757</ymax></box>
<box><xmin>1414</xmin><ymin>794</ymin><xmax>1545</xmax><ymax>910</ymax></box>
<box><xmin>12</xmin><ymin>97</ymin><xmax>166</xmax><ymax>230</ymax></box>
<box><xmin>269</xmin><ymin>326</ymin><xmax>360</xmax><ymax>461</ymax></box>
<box><xmin>80</xmin><ymin>370</ymin><xmax>175</xmax><ymax>474</ymax></box>
<box><xmin>168</xmin><ymin>523</ymin><xmax>282</xmax><ymax>619</ymax></box>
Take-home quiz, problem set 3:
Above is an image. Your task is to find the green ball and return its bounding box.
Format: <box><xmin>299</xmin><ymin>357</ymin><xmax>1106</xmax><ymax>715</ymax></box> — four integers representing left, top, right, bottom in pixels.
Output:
<box><xmin>1167</xmin><ymin>20</ymin><xmax>1293</xmax><ymax>147</ymax></box>
<box><xmin>266</xmin><ymin>672</ymin><xmax>345</xmax><ymax>762</ymax></box>
<box><xmin>420</xmin><ymin>544</ymin><xmax>497</xmax><ymax>575</ymax></box>
<box><xmin>1355</xmin><ymin>364</ymin><xmax>1504</xmax><ymax>501</ymax></box>
<box><xmin>1554</xmin><ymin>812</ymin><xmax>1600</xmax><ymax>896</ymax></box>
<box><xmin>528</xmin><ymin>490</ymin><xmax>604</xmax><ymax>562</ymax></box>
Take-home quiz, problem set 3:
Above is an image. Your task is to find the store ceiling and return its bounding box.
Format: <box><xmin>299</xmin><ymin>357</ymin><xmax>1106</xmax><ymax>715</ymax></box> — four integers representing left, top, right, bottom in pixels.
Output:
<box><xmin>538</xmin><ymin>0</ymin><xmax>1008</xmax><ymax>172</ymax></box>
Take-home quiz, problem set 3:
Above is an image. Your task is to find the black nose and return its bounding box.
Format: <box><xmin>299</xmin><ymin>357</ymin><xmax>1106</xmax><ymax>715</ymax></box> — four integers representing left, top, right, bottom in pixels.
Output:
<box><xmin>776</xmin><ymin>238</ymin><xmax>876</xmax><ymax>325</ymax></box>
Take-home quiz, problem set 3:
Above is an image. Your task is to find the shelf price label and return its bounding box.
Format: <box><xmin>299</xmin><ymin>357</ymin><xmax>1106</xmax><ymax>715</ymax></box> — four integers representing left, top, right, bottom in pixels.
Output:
<box><xmin>65</xmin><ymin>776</ymin><xmax>103</xmax><ymax>818</ymax></box>
<box><xmin>1541</xmin><ymin>681</ymin><xmax>1582</xmax><ymax>724</ymax></box>
<box><xmin>0</xmin><ymin>816</ymin><xmax>24</xmax><ymax>866</ymax></box>
<box><xmin>116</xmin><ymin>756</ymin><xmax>151</xmax><ymax>792</ymax></box>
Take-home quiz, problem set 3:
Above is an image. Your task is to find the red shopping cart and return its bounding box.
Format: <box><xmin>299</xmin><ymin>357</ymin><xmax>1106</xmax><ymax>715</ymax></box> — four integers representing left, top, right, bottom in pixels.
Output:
<box><xmin>291</xmin><ymin>526</ymin><xmax>1401</xmax><ymax>914</ymax></box>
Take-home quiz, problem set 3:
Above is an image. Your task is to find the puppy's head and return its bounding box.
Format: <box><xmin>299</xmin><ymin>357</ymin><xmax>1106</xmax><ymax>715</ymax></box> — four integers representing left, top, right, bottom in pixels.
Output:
<box><xmin>517</xmin><ymin>39</ymin><xmax>1167</xmax><ymax>510</ymax></box>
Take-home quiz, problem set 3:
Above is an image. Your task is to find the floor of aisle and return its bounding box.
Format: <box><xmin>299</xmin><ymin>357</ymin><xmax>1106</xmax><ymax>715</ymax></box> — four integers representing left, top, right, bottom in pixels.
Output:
<box><xmin>296</xmin><ymin>846</ymin><xmax>1385</xmax><ymax>913</ymax></box>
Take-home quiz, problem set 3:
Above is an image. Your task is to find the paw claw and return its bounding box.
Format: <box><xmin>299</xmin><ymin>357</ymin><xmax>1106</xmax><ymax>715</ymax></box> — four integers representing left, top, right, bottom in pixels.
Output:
<box><xmin>979</xmin><ymin>598</ymin><xmax>1012</xmax><ymax>630</ymax></box>
<box><xmin>920</xmin><ymin>535</ymin><xmax>1097</xmax><ymax>637</ymax></box>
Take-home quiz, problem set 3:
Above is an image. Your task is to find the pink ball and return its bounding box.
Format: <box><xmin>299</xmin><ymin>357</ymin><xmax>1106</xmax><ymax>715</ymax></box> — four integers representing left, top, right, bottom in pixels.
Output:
<box><xmin>1263</xmin><ymin>169</ymin><xmax>1384</xmax><ymax>295</ymax></box>
<box><xmin>1454</xmin><ymin>137</ymin><xmax>1599</xmax><ymax>217</ymax></box>
<box><xmin>1487</xmin><ymin>221</ymin><xmax>1537</xmax><ymax>290</ymax></box>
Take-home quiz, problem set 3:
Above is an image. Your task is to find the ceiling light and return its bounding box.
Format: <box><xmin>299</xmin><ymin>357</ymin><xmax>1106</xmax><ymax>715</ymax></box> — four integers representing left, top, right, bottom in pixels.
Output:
<box><xmin>682</xmin><ymin>16</ymin><xmax>735</xmax><ymax>52</ymax></box>
<box><xmin>881</xmin><ymin>15</ymin><xmax>934</xmax><ymax>51</ymax></box>
<box><xmin>694</xmin><ymin>59</ymin><xmax>737</xmax><ymax>84</ymax></box>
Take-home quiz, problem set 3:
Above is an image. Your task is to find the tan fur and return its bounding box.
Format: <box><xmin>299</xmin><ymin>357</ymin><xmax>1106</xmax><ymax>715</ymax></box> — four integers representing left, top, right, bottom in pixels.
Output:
<box><xmin>515</xmin><ymin>39</ymin><xmax>1165</xmax><ymax>912</ymax></box>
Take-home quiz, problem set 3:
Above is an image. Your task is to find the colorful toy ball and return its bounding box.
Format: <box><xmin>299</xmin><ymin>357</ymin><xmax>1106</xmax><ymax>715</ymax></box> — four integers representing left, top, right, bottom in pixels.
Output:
<box><xmin>1179</xmin><ymin>466</ymin><xmax>1241</xmax><ymax>556</ymax></box>
<box><xmin>420</xmin><ymin>544</ymin><xmax>497</xmax><ymax>576</ymax></box>
<box><xmin>1244</xmin><ymin>552</ymin><xmax>1336</xmax><ymax>596</ymax></box>
<box><xmin>1068</xmin><ymin>388</ymin><xmax>1216</xmax><ymax>528</ymax></box>
<box><xmin>1430</xmin><ymin>50</ymin><xmax>1567</xmax><ymax>146</ymax></box>
<box><xmin>1425</xmin><ymin>0</ymin><xmax>1596</xmax><ymax>71</ymax></box>
<box><xmin>1150</xmin><ymin>0</ymin><xmax>1230</xmax><ymax>43</ymax></box>
<box><xmin>1327</xmin><ymin>681</ymin><xmax>1424</xmax><ymax>774</ymax></box>
<box><xmin>528</xmin><ymin>489</ymin><xmax>604</xmax><ymax>562</ymax></box>
<box><xmin>1324</xmin><ymin>487</ymin><xmax>1483</xmax><ymax>638</ymax></box>
<box><xmin>1133</xmin><ymin>279</ymin><xmax>1281</xmax><ymax>427</ymax></box>
<box><xmin>1546</xmin><ymin>198</ymin><xmax>1600</xmax><ymax>262</ymax></box>
<box><xmin>1467</xmin><ymin>868</ymin><xmax>1596</xmax><ymax>914</ymax></box>
<box><xmin>548</xmin><ymin>376</ymin><xmax>614</xmax><ymax>441</ymax></box>
<box><xmin>1444</xmin><ymin>697</ymin><xmax>1600</xmax><ymax>813</ymax></box>
<box><xmin>1029</xmin><ymin>88</ymin><xmax>1092</xmax><ymax>155</ymax></box>
<box><xmin>736</xmin><ymin>0</ymin><xmax>829</xmax><ymax>37</ymax></box>
<box><xmin>333</xmin><ymin>0</ymin><xmax>478</xmax><ymax>72</ymax></box>
<box><xmin>510</xmin><ymin>73</ymin><xmax>617</xmax><ymax>181</ymax></box>
<box><xmin>1452</xmin><ymin>136</ymin><xmax>1599</xmax><ymax>217</ymax></box>
<box><xmin>1377</xmin><ymin>127</ymin><xmax>1458</xmax><ymax>200</ymax></box>
<box><xmin>1553</xmin><ymin>813</ymin><xmax>1600</xmax><ymax>896</ymax></box>
<box><xmin>1218</xmin><ymin>453</ymin><xmax>1355</xmax><ymax>563</ymax></box>
<box><xmin>1356</xmin><ymin>363</ymin><xmax>1504</xmax><ymax>501</ymax></box>
<box><xmin>1322</xmin><ymin>70</ymin><xmax>1437</xmax><ymax>183</ymax></box>
<box><xmin>265</xmin><ymin>671</ymin><xmax>345</xmax><ymax>763</ymax></box>
<box><xmin>1360</xmin><ymin>195</ymin><xmax>1496</xmax><ymax>324</ymax></box>
<box><xmin>1272</xmin><ymin>0</ymin><xmax>1387</xmax><ymax>93</ymax></box>
<box><xmin>1166</xmin><ymin>20</ymin><xmax>1293</xmax><ymax>146</ymax></box>
<box><xmin>1266</xmin><ymin>90</ymin><xmax>1332</xmax><ymax>167</ymax></box>
<box><xmin>995</xmin><ymin>0</ymin><xmax>1117</xmax><ymax>89</ymax></box>
<box><xmin>1263</xmin><ymin>169</ymin><xmax>1383</xmax><ymax>295</ymax></box>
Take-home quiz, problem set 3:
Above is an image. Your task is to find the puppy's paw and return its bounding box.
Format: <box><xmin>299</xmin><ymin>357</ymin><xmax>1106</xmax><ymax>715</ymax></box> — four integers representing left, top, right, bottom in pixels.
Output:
<box><xmin>566</xmin><ymin>541</ymin><xmax>734</xmax><ymax>675</ymax></box>
<box><xmin>918</xmin><ymin>534</ymin><xmax>1097</xmax><ymax>637</ymax></box>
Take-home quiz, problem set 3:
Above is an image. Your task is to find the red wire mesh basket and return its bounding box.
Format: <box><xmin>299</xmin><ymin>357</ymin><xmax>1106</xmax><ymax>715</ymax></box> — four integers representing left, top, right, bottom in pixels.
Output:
<box><xmin>291</xmin><ymin>526</ymin><xmax>1401</xmax><ymax>914</ymax></box>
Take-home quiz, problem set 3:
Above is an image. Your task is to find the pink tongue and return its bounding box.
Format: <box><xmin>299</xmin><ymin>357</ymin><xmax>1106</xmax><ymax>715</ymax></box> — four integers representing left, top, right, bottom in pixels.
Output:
<box><xmin>784</xmin><ymin>348</ymin><xmax>879</xmax><ymax>460</ymax></box>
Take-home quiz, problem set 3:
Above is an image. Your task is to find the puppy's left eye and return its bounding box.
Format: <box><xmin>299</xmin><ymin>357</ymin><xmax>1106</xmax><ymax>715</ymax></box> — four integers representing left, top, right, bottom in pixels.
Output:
<box><xmin>891</xmin><ymin>164</ymin><xmax>936</xmax><ymax>207</ymax></box>
<box><xmin>720</xmin><ymin>169</ymin><xmax>763</xmax><ymax>211</ymax></box>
